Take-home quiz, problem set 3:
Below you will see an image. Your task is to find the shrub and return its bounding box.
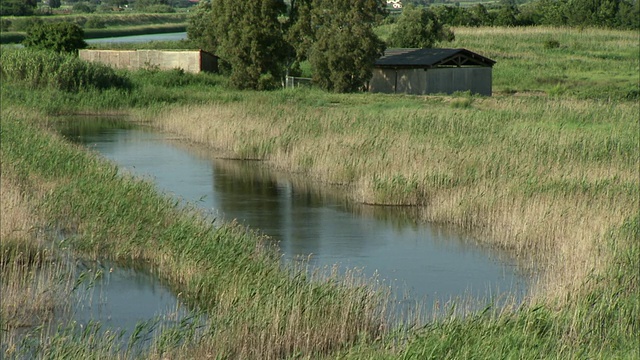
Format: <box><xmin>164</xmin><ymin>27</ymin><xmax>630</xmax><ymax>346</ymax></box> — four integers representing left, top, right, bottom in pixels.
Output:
<box><xmin>23</xmin><ymin>22</ymin><xmax>87</xmax><ymax>53</ymax></box>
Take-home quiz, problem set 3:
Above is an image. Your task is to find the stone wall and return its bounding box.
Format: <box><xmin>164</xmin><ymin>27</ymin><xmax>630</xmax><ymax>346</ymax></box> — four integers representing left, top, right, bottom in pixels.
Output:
<box><xmin>79</xmin><ymin>50</ymin><xmax>217</xmax><ymax>73</ymax></box>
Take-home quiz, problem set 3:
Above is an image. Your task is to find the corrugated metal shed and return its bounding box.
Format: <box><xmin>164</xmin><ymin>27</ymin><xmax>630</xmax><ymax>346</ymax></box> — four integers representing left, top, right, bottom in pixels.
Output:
<box><xmin>375</xmin><ymin>48</ymin><xmax>496</xmax><ymax>68</ymax></box>
<box><xmin>369</xmin><ymin>48</ymin><xmax>495</xmax><ymax>96</ymax></box>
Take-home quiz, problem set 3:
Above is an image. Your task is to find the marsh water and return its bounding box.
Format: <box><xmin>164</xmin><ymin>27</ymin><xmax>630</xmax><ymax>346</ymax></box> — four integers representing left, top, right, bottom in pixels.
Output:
<box><xmin>86</xmin><ymin>32</ymin><xmax>188</xmax><ymax>44</ymax></box>
<box><xmin>58</xmin><ymin>117</ymin><xmax>529</xmax><ymax>327</ymax></box>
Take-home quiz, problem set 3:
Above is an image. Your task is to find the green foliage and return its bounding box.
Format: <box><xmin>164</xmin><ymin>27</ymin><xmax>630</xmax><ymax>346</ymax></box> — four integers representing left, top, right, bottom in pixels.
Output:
<box><xmin>387</xmin><ymin>5</ymin><xmax>455</xmax><ymax>48</ymax></box>
<box><xmin>196</xmin><ymin>0</ymin><xmax>290</xmax><ymax>90</ymax></box>
<box><xmin>49</xmin><ymin>0</ymin><xmax>62</xmax><ymax>9</ymax></box>
<box><xmin>307</xmin><ymin>0</ymin><xmax>387</xmax><ymax>92</ymax></box>
<box><xmin>0</xmin><ymin>0</ymin><xmax>36</xmax><ymax>16</ymax></box>
<box><xmin>0</xmin><ymin>18</ymin><xmax>11</xmax><ymax>31</ymax></box>
<box><xmin>23</xmin><ymin>22</ymin><xmax>88</xmax><ymax>53</ymax></box>
<box><xmin>0</xmin><ymin>48</ymin><xmax>131</xmax><ymax>92</ymax></box>
<box><xmin>72</xmin><ymin>2</ymin><xmax>95</xmax><ymax>13</ymax></box>
<box><xmin>186</xmin><ymin>1</ymin><xmax>216</xmax><ymax>53</ymax></box>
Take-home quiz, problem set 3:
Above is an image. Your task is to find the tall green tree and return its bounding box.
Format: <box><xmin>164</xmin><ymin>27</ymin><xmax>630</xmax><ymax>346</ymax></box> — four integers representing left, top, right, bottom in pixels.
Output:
<box><xmin>388</xmin><ymin>5</ymin><xmax>455</xmax><ymax>48</ymax></box>
<box><xmin>187</xmin><ymin>1</ymin><xmax>217</xmax><ymax>53</ymax></box>
<box><xmin>304</xmin><ymin>0</ymin><xmax>387</xmax><ymax>92</ymax></box>
<box><xmin>190</xmin><ymin>0</ymin><xmax>289</xmax><ymax>90</ymax></box>
<box><xmin>50</xmin><ymin>0</ymin><xmax>62</xmax><ymax>9</ymax></box>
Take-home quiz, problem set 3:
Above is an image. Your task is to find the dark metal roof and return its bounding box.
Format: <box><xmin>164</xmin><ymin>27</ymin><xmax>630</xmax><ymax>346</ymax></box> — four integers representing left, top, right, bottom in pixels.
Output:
<box><xmin>374</xmin><ymin>48</ymin><xmax>496</xmax><ymax>68</ymax></box>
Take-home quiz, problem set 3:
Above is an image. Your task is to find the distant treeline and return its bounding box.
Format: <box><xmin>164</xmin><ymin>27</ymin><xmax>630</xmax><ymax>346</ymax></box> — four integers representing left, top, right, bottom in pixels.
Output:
<box><xmin>403</xmin><ymin>0</ymin><xmax>639</xmax><ymax>29</ymax></box>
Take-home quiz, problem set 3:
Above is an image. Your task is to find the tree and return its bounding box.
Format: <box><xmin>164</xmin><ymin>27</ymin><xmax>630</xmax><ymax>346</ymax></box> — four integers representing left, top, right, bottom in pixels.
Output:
<box><xmin>301</xmin><ymin>0</ymin><xmax>387</xmax><ymax>92</ymax></box>
<box><xmin>23</xmin><ymin>22</ymin><xmax>88</xmax><ymax>53</ymax></box>
<box><xmin>469</xmin><ymin>4</ymin><xmax>493</xmax><ymax>26</ymax></box>
<box><xmin>494</xmin><ymin>0</ymin><xmax>520</xmax><ymax>26</ymax></box>
<box><xmin>0</xmin><ymin>0</ymin><xmax>35</xmax><ymax>16</ymax></box>
<box><xmin>187</xmin><ymin>1</ymin><xmax>217</xmax><ymax>53</ymax></box>
<box><xmin>388</xmin><ymin>5</ymin><xmax>454</xmax><ymax>48</ymax></box>
<box><xmin>195</xmin><ymin>0</ymin><xmax>290</xmax><ymax>90</ymax></box>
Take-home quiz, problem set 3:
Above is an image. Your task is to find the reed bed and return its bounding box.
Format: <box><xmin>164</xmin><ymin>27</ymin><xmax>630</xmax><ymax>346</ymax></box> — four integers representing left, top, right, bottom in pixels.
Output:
<box><xmin>0</xmin><ymin>161</ymin><xmax>77</xmax><ymax>356</ymax></box>
<box><xmin>149</xmin><ymin>93</ymin><xmax>637</xmax><ymax>303</ymax></box>
<box><xmin>0</xmin><ymin>109</ymin><xmax>388</xmax><ymax>359</ymax></box>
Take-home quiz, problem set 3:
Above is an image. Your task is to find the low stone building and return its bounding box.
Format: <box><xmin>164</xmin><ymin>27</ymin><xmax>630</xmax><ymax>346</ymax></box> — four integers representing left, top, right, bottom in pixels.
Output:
<box><xmin>79</xmin><ymin>49</ymin><xmax>218</xmax><ymax>73</ymax></box>
<box><xmin>369</xmin><ymin>48</ymin><xmax>495</xmax><ymax>96</ymax></box>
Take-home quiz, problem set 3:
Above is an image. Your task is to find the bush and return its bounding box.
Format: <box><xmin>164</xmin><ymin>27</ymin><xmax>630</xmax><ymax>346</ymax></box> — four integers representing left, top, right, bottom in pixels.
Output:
<box><xmin>23</xmin><ymin>22</ymin><xmax>87</xmax><ymax>53</ymax></box>
<box><xmin>0</xmin><ymin>48</ymin><xmax>132</xmax><ymax>92</ymax></box>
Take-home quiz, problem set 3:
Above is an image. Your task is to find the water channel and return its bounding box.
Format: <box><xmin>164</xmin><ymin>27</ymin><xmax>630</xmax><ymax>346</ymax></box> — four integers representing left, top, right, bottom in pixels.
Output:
<box><xmin>86</xmin><ymin>32</ymin><xmax>188</xmax><ymax>44</ymax></box>
<box><xmin>58</xmin><ymin>117</ymin><xmax>529</xmax><ymax>320</ymax></box>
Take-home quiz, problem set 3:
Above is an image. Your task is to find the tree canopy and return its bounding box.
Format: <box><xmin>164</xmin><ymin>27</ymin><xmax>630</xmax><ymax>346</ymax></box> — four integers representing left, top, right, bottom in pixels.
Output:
<box><xmin>0</xmin><ymin>0</ymin><xmax>37</xmax><ymax>16</ymax></box>
<box><xmin>189</xmin><ymin>0</ymin><xmax>387</xmax><ymax>92</ymax></box>
<box><xmin>189</xmin><ymin>0</ymin><xmax>289</xmax><ymax>90</ymax></box>
<box><xmin>293</xmin><ymin>0</ymin><xmax>387</xmax><ymax>92</ymax></box>
<box><xmin>387</xmin><ymin>4</ymin><xmax>455</xmax><ymax>48</ymax></box>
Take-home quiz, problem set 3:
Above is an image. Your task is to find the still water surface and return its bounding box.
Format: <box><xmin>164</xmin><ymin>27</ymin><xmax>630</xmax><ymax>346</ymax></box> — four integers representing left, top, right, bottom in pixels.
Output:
<box><xmin>86</xmin><ymin>32</ymin><xmax>188</xmax><ymax>44</ymax></box>
<box><xmin>60</xmin><ymin>118</ymin><xmax>528</xmax><ymax>314</ymax></box>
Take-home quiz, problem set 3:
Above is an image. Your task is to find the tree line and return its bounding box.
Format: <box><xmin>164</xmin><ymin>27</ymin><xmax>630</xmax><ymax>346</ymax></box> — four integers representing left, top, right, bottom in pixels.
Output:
<box><xmin>409</xmin><ymin>0</ymin><xmax>639</xmax><ymax>29</ymax></box>
<box><xmin>188</xmin><ymin>0</ymin><xmax>390</xmax><ymax>92</ymax></box>
<box><xmin>12</xmin><ymin>0</ymin><xmax>638</xmax><ymax>94</ymax></box>
<box><xmin>186</xmin><ymin>0</ymin><xmax>636</xmax><ymax>92</ymax></box>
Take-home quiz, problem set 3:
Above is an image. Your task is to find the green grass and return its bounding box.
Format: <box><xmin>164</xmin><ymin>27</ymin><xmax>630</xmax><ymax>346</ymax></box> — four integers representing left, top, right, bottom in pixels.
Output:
<box><xmin>449</xmin><ymin>27</ymin><xmax>639</xmax><ymax>100</ymax></box>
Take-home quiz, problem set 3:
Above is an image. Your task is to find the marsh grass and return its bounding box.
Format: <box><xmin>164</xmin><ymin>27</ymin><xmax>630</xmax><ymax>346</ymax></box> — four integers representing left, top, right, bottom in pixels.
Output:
<box><xmin>0</xmin><ymin>48</ymin><xmax>131</xmax><ymax>92</ymax></box>
<box><xmin>1</xmin><ymin>109</ymin><xmax>389</xmax><ymax>359</ymax></box>
<box><xmin>150</xmin><ymin>89</ymin><xmax>638</xmax><ymax>306</ymax></box>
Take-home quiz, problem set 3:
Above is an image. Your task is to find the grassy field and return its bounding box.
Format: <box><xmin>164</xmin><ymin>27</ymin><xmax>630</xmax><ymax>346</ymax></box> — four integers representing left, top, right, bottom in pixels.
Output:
<box><xmin>1</xmin><ymin>26</ymin><xmax>638</xmax><ymax>358</ymax></box>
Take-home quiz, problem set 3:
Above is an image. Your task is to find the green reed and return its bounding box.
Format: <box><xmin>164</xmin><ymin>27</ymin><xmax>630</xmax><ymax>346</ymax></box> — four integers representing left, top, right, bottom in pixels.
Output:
<box><xmin>1</xmin><ymin>110</ymin><xmax>388</xmax><ymax>359</ymax></box>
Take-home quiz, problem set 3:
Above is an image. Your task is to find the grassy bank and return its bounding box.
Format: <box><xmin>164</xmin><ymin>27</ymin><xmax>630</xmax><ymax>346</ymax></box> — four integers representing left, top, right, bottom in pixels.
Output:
<box><xmin>1</xmin><ymin>110</ymin><xmax>388</xmax><ymax>358</ymax></box>
<box><xmin>1</xmin><ymin>26</ymin><xmax>638</xmax><ymax>358</ymax></box>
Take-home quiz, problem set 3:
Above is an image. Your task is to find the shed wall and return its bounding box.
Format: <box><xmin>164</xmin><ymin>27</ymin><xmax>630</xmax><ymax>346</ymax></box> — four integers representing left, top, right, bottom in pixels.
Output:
<box><xmin>425</xmin><ymin>67</ymin><xmax>492</xmax><ymax>96</ymax></box>
<box><xmin>79</xmin><ymin>50</ymin><xmax>217</xmax><ymax>73</ymax></box>
<box><xmin>369</xmin><ymin>67</ymin><xmax>492</xmax><ymax>96</ymax></box>
<box><xmin>369</xmin><ymin>68</ymin><xmax>396</xmax><ymax>93</ymax></box>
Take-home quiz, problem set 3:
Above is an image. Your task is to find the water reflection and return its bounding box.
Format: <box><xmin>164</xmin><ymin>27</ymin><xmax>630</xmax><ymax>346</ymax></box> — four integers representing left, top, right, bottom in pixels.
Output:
<box><xmin>58</xmin><ymin>117</ymin><xmax>528</xmax><ymax>313</ymax></box>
